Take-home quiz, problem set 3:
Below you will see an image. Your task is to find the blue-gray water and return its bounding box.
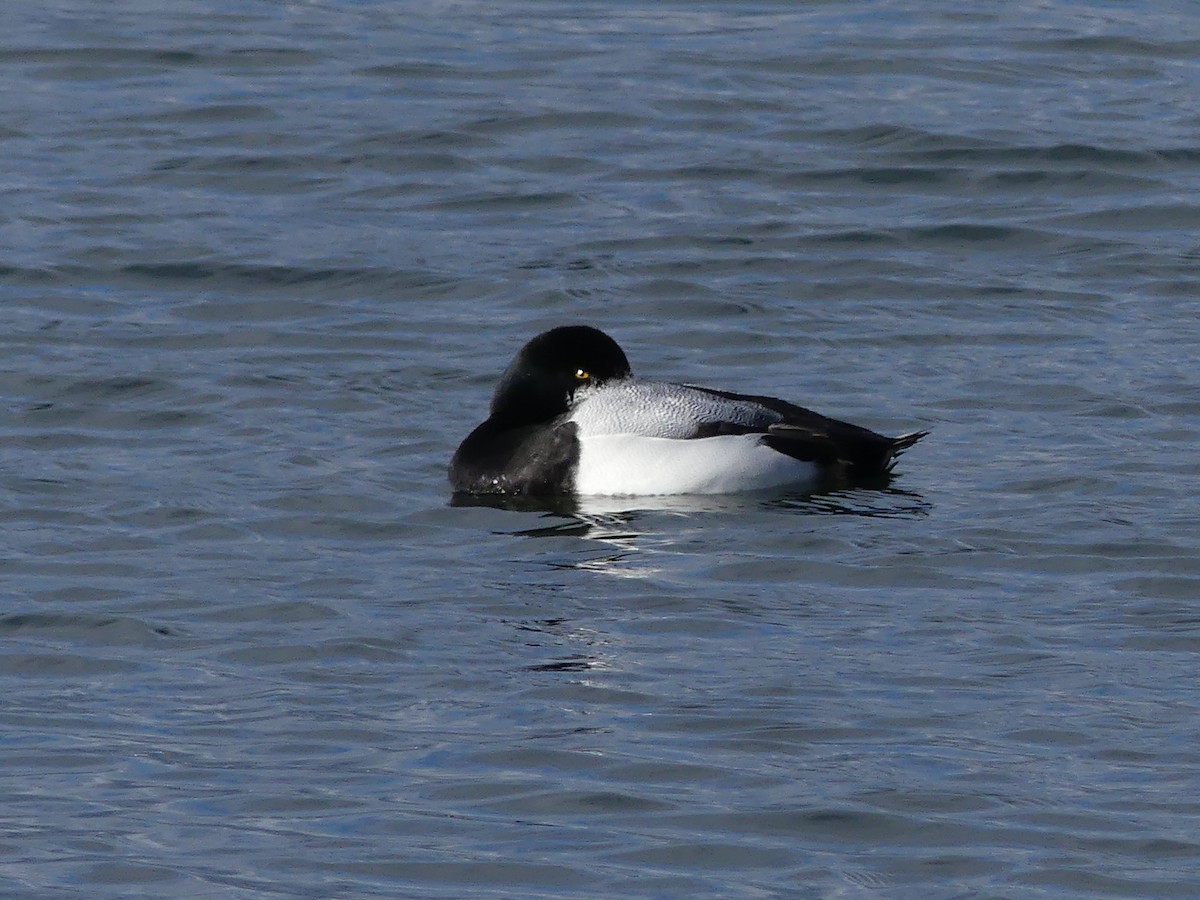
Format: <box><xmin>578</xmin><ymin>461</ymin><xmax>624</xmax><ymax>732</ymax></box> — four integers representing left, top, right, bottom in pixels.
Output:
<box><xmin>4</xmin><ymin>2</ymin><xmax>1200</xmax><ymax>897</ymax></box>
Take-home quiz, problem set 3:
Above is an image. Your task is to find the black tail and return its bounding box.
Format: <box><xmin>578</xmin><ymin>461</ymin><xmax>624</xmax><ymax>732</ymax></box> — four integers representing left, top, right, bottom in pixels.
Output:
<box><xmin>884</xmin><ymin>430</ymin><xmax>929</xmax><ymax>472</ymax></box>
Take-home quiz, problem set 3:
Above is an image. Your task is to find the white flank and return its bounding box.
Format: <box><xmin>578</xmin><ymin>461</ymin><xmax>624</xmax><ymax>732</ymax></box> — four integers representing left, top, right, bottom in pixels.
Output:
<box><xmin>574</xmin><ymin>433</ymin><xmax>818</xmax><ymax>496</ymax></box>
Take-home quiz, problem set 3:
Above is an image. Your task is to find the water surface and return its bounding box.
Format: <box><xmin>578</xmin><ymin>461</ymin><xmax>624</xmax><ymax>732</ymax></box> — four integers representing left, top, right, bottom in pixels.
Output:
<box><xmin>3</xmin><ymin>1</ymin><xmax>1200</xmax><ymax>896</ymax></box>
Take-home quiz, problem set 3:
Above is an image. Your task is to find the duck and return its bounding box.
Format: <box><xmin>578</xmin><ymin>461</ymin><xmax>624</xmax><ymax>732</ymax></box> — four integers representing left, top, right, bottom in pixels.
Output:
<box><xmin>449</xmin><ymin>325</ymin><xmax>926</xmax><ymax>497</ymax></box>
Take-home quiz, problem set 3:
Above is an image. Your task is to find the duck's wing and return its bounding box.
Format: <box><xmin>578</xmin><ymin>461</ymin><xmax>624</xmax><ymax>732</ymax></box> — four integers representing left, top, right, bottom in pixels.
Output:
<box><xmin>688</xmin><ymin>385</ymin><xmax>927</xmax><ymax>476</ymax></box>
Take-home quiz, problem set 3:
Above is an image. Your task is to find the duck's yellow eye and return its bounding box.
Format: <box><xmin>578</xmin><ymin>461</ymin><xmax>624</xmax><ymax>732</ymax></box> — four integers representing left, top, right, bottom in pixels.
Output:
<box><xmin>574</xmin><ymin>368</ymin><xmax>591</xmax><ymax>381</ymax></box>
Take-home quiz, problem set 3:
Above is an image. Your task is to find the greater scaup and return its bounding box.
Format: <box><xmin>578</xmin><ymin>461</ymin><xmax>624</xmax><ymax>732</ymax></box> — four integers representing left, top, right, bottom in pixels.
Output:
<box><xmin>450</xmin><ymin>325</ymin><xmax>927</xmax><ymax>497</ymax></box>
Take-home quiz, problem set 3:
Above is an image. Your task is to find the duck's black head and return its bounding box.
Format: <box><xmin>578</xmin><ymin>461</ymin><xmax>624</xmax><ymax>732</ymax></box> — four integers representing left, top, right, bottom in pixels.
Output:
<box><xmin>489</xmin><ymin>325</ymin><xmax>632</xmax><ymax>426</ymax></box>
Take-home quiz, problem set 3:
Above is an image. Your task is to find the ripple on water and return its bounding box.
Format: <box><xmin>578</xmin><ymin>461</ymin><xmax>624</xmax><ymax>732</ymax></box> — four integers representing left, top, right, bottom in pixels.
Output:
<box><xmin>3</xmin><ymin>2</ymin><xmax>1200</xmax><ymax>897</ymax></box>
